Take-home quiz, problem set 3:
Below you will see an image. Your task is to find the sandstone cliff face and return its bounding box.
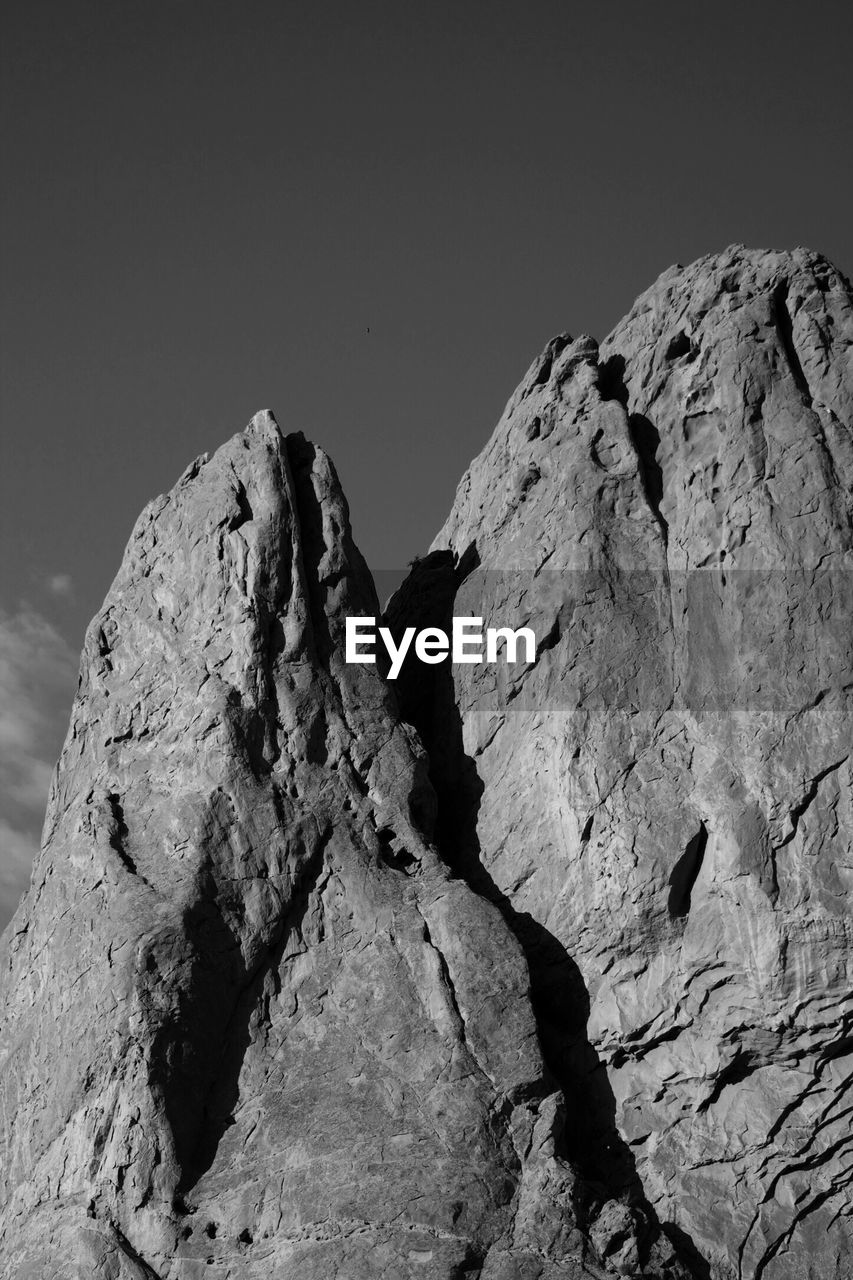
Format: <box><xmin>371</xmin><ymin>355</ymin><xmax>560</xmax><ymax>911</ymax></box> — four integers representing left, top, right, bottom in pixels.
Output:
<box><xmin>0</xmin><ymin>416</ymin><xmax>685</xmax><ymax>1278</ymax></box>
<box><xmin>388</xmin><ymin>247</ymin><xmax>853</xmax><ymax>1279</ymax></box>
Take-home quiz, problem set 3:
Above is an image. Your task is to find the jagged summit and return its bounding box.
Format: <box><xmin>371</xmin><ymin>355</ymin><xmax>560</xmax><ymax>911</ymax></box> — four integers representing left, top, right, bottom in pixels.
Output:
<box><xmin>434</xmin><ymin>244</ymin><xmax>853</xmax><ymax>574</ymax></box>
<box><xmin>2</xmin><ymin>247</ymin><xmax>851</xmax><ymax>1279</ymax></box>
<box><xmin>0</xmin><ymin>413</ymin><xmax>683</xmax><ymax>1278</ymax></box>
<box><xmin>390</xmin><ymin>243</ymin><xmax>853</xmax><ymax>1279</ymax></box>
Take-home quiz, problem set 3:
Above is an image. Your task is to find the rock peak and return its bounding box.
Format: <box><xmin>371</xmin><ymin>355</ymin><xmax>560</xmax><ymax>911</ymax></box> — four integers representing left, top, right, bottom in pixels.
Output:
<box><xmin>393</xmin><ymin>244</ymin><xmax>853</xmax><ymax>1278</ymax></box>
<box><xmin>3</xmin><ymin>249</ymin><xmax>852</xmax><ymax>1280</ymax></box>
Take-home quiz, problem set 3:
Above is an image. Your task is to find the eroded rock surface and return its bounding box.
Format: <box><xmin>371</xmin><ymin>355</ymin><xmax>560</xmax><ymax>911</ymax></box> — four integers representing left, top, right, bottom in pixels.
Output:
<box><xmin>388</xmin><ymin>247</ymin><xmax>853</xmax><ymax>1279</ymax></box>
<box><xmin>0</xmin><ymin>415</ymin><xmax>686</xmax><ymax>1278</ymax></box>
<box><xmin>3</xmin><ymin>246</ymin><xmax>851</xmax><ymax>1280</ymax></box>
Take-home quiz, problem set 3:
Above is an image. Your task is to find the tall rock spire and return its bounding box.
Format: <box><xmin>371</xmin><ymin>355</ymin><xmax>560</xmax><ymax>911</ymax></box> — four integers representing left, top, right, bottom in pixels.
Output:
<box><xmin>388</xmin><ymin>246</ymin><xmax>853</xmax><ymax>1280</ymax></box>
<box><xmin>0</xmin><ymin>413</ymin><xmax>682</xmax><ymax>1276</ymax></box>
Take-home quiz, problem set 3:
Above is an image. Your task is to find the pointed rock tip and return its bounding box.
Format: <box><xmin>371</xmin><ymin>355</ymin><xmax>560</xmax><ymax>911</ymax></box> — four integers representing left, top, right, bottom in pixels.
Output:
<box><xmin>246</xmin><ymin>408</ymin><xmax>283</xmax><ymax>438</ymax></box>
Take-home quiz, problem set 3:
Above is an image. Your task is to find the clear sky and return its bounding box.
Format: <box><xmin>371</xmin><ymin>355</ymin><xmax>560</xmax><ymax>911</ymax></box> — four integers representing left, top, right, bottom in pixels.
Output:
<box><xmin>1</xmin><ymin>0</ymin><xmax>851</xmax><ymax>927</ymax></box>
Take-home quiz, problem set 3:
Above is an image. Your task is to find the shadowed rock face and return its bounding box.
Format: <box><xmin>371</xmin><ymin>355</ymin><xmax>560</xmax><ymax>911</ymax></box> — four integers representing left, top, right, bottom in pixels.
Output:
<box><xmin>388</xmin><ymin>246</ymin><xmax>853</xmax><ymax>1280</ymax></box>
<box><xmin>1</xmin><ymin>246</ymin><xmax>851</xmax><ymax>1280</ymax></box>
<box><xmin>0</xmin><ymin>416</ymin><xmax>686</xmax><ymax>1278</ymax></box>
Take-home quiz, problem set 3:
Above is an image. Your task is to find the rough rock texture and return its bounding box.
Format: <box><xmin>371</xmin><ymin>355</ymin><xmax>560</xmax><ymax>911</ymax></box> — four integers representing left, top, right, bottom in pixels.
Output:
<box><xmin>3</xmin><ymin>246</ymin><xmax>851</xmax><ymax>1280</ymax></box>
<box><xmin>0</xmin><ymin>416</ymin><xmax>687</xmax><ymax>1278</ymax></box>
<box><xmin>387</xmin><ymin>246</ymin><xmax>853</xmax><ymax>1279</ymax></box>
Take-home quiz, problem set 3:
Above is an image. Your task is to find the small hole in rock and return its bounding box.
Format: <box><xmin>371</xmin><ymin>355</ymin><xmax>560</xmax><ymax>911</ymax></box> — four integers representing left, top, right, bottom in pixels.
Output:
<box><xmin>376</xmin><ymin>827</ymin><xmax>417</xmax><ymax>871</ymax></box>
<box><xmin>665</xmin><ymin>330</ymin><xmax>694</xmax><ymax>360</ymax></box>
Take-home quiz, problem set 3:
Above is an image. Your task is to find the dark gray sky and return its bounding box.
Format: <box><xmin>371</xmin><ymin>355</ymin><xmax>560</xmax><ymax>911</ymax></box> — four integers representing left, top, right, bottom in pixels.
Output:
<box><xmin>1</xmin><ymin>0</ymin><xmax>851</xmax><ymax>925</ymax></box>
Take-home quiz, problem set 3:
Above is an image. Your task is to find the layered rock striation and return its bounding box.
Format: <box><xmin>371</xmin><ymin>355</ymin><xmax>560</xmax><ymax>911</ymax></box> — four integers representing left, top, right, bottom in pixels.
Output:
<box><xmin>1</xmin><ymin>245</ymin><xmax>851</xmax><ymax>1280</ymax></box>
<box><xmin>388</xmin><ymin>246</ymin><xmax>853</xmax><ymax>1279</ymax></box>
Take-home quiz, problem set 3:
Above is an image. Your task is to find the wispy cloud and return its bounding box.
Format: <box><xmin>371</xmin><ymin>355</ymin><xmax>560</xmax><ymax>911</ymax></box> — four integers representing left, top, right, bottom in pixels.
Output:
<box><xmin>46</xmin><ymin>573</ymin><xmax>74</xmax><ymax>598</ymax></box>
<box><xmin>0</xmin><ymin>606</ymin><xmax>78</xmax><ymax>932</ymax></box>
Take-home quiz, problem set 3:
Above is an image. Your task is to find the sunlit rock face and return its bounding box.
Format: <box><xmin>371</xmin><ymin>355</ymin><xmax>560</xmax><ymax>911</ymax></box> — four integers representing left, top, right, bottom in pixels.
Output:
<box><xmin>2</xmin><ymin>246</ymin><xmax>851</xmax><ymax>1280</ymax></box>
<box><xmin>0</xmin><ymin>415</ymin><xmax>687</xmax><ymax>1279</ymax></box>
<box><xmin>388</xmin><ymin>247</ymin><xmax>853</xmax><ymax>1280</ymax></box>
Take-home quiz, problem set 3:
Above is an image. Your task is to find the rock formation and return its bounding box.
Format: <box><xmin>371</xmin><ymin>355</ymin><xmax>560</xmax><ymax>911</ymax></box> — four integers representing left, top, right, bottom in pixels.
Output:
<box><xmin>1</xmin><ymin>245</ymin><xmax>851</xmax><ymax>1279</ymax></box>
<box><xmin>388</xmin><ymin>246</ymin><xmax>853</xmax><ymax>1279</ymax></box>
<box><xmin>0</xmin><ymin>418</ymin><xmax>684</xmax><ymax>1277</ymax></box>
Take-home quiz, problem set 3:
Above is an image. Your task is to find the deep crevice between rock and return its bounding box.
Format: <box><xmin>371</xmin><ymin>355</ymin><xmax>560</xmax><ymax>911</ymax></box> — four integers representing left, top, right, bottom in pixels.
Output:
<box><xmin>385</xmin><ymin>552</ymin><xmax>710</xmax><ymax>1278</ymax></box>
<box><xmin>597</xmin><ymin>353</ymin><xmax>669</xmax><ymax>543</ymax></box>
<box><xmin>772</xmin><ymin>282</ymin><xmax>813</xmax><ymax>405</ymax></box>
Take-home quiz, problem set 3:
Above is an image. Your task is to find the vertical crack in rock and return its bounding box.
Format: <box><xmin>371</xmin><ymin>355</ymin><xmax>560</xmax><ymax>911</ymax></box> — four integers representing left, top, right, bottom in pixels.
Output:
<box><xmin>596</xmin><ymin>351</ymin><xmax>669</xmax><ymax>542</ymax></box>
<box><xmin>385</xmin><ymin>557</ymin><xmax>693</xmax><ymax>1276</ymax></box>
<box><xmin>627</xmin><ymin>413</ymin><xmax>669</xmax><ymax>543</ymax></box>
<box><xmin>772</xmin><ymin>281</ymin><xmax>813</xmax><ymax>406</ymax></box>
<box><xmin>770</xmin><ymin>278</ymin><xmax>845</xmax><ymax>500</ymax></box>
